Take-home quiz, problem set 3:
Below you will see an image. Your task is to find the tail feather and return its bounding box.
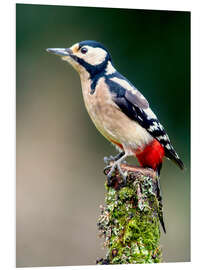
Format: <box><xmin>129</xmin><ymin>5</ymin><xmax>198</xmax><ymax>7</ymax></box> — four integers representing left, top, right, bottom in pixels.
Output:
<box><xmin>156</xmin><ymin>166</ymin><xmax>166</xmax><ymax>233</ymax></box>
<box><xmin>165</xmin><ymin>148</ymin><xmax>184</xmax><ymax>170</ymax></box>
<box><xmin>157</xmin><ymin>178</ymin><xmax>166</xmax><ymax>233</ymax></box>
<box><xmin>155</xmin><ymin>146</ymin><xmax>184</xmax><ymax>233</ymax></box>
<box><xmin>159</xmin><ymin>211</ymin><xmax>166</xmax><ymax>233</ymax></box>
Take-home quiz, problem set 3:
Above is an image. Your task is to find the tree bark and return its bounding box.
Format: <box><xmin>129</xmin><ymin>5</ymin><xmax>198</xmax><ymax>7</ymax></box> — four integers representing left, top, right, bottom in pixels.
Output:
<box><xmin>96</xmin><ymin>163</ymin><xmax>163</xmax><ymax>264</ymax></box>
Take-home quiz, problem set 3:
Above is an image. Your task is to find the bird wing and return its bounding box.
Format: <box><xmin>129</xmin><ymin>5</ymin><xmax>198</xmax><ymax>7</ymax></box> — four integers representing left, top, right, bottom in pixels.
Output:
<box><xmin>106</xmin><ymin>74</ymin><xmax>184</xmax><ymax>169</ymax></box>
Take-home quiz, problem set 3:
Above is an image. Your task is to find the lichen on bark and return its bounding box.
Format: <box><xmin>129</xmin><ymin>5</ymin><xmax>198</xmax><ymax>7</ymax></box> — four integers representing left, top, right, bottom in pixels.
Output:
<box><xmin>96</xmin><ymin>164</ymin><xmax>163</xmax><ymax>264</ymax></box>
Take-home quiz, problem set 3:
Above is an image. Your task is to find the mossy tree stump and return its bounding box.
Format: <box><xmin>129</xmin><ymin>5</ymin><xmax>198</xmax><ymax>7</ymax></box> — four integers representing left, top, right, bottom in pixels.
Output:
<box><xmin>96</xmin><ymin>163</ymin><xmax>164</xmax><ymax>264</ymax></box>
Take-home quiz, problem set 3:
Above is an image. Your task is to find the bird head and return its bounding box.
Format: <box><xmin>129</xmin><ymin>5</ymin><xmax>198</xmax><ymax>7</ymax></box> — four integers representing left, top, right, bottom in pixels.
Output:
<box><xmin>46</xmin><ymin>40</ymin><xmax>113</xmax><ymax>78</ymax></box>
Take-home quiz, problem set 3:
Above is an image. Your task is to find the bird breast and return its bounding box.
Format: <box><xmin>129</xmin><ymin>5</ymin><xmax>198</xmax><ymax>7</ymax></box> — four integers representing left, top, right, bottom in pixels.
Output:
<box><xmin>80</xmin><ymin>76</ymin><xmax>153</xmax><ymax>153</ymax></box>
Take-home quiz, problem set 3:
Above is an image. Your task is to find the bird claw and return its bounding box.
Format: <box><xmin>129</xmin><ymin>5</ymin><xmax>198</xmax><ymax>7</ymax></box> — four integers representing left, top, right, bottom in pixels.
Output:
<box><xmin>121</xmin><ymin>172</ymin><xmax>127</xmax><ymax>185</ymax></box>
<box><xmin>104</xmin><ymin>152</ymin><xmax>127</xmax><ymax>186</ymax></box>
<box><xmin>106</xmin><ymin>163</ymin><xmax>127</xmax><ymax>186</ymax></box>
<box><xmin>104</xmin><ymin>156</ymin><xmax>109</xmax><ymax>164</ymax></box>
<box><xmin>104</xmin><ymin>155</ymin><xmax>118</xmax><ymax>165</ymax></box>
<box><xmin>104</xmin><ymin>156</ymin><xmax>114</xmax><ymax>165</ymax></box>
<box><xmin>117</xmin><ymin>167</ymin><xmax>127</xmax><ymax>186</ymax></box>
<box><xmin>107</xmin><ymin>173</ymin><xmax>113</xmax><ymax>186</ymax></box>
<box><xmin>103</xmin><ymin>164</ymin><xmax>111</xmax><ymax>173</ymax></box>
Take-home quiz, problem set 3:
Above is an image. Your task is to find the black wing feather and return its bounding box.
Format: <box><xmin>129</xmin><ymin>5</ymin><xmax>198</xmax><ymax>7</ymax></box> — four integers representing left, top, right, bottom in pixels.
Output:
<box><xmin>106</xmin><ymin>75</ymin><xmax>184</xmax><ymax>170</ymax></box>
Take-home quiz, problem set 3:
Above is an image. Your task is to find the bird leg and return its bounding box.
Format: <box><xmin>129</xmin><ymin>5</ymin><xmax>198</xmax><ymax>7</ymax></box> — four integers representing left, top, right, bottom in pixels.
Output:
<box><xmin>104</xmin><ymin>151</ymin><xmax>125</xmax><ymax>165</ymax></box>
<box><xmin>104</xmin><ymin>151</ymin><xmax>125</xmax><ymax>175</ymax></box>
<box><xmin>105</xmin><ymin>152</ymin><xmax>128</xmax><ymax>185</ymax></box>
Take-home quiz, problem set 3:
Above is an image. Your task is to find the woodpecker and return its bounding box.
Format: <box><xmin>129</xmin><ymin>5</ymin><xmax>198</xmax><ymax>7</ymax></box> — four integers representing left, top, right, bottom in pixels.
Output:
<box><xmin>47</xmin><ymin>40</ymin><xmax>184</xmax><ymax>233</ymax></box>
<box><xmin>47</xmin><ymin>40</ymin><xmax>184</xmax><ymax>179</ymax></box>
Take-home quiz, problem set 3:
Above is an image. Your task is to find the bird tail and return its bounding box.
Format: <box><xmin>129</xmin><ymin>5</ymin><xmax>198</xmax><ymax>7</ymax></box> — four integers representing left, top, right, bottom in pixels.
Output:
<box><xmin>156</xmin><ymin>173</ymin><xmax>166</xmax><ymax>233</ymax></box>
<box><xmin>165</xmin><ymin>148</ymin><xmax>184</xmax><ymax>170</ymax></box>
<box><xmin>155</xmin><ymin>146</ymin><xmax>184</xmax><ymax>233</ymax></box>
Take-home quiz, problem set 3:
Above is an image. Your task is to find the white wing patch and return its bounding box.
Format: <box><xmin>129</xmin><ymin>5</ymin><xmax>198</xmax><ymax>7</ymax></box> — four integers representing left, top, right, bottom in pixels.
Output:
<box><xmin>110</xmin><ymin>77</ymin><xmax>138</xmax><ymax>95</ymax></box>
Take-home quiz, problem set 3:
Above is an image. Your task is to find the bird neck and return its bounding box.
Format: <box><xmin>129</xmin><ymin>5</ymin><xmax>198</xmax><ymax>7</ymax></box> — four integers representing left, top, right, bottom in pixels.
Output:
<box><xmin>105</xmin><ymin>61</ymin><xmax>116</xmax><ymax>76</ymax></box>
<box><xmin>79</xmin><ymin>60</ymin><xmax>116</xmax><ymax>95</ymax></box>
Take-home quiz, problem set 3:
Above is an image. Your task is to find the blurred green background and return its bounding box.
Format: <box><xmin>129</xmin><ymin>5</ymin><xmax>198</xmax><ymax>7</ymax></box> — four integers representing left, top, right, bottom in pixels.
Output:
<box><xmin>16</xmin><ymin>4</ymin><xmax>190</xmax><ymax>267</ymax></box>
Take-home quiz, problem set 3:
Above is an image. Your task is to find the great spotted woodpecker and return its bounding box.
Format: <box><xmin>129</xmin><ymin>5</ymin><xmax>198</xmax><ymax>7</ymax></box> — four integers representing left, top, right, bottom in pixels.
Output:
<box><xmin>47</xmin><ymin>40</ymin><xmax>184</xmax><ymax>181</ymax></box>
<box><xmin>47</xmin><ymin>40</ymin><xmax>184</xmax><ymax>233</ymax></box>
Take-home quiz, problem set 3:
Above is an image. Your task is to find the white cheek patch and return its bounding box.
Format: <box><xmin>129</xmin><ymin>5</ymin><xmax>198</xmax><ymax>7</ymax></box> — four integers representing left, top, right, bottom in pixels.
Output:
<box><xmin>79</xmin><ymin>46</ymin><xmax>107</xmax><ymax>65</ymax></box>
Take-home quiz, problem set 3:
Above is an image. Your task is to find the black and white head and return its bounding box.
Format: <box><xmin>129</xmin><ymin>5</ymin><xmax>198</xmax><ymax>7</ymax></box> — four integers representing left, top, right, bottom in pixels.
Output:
<box><xmin>47</xmin><ymin>40</ymin><xmax>114</xmax><ymax>77</ymax></box>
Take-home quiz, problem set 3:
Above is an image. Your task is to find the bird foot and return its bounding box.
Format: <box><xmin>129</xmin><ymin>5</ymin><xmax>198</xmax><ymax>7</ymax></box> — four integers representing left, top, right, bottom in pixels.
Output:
<box><xmin>104</xmin><ymin>152</ymin><xmax>128</xmax><ymax>186</ymax></box>
<box><xmin>105</xmin><ymin>162</ymin><xmax>127</xmax><ymax>186</ymax></box>
<box><xmin>104</xmin><ymin>155</ymin><xmax>116</xmax><ymax>165</ymax></box>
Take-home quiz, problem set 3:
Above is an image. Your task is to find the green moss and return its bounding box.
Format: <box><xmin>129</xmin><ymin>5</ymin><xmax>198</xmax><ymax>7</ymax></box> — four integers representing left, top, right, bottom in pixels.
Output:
<box><xmin>118</xmin><ymin>187</ymin><xmax>134</xmax><ymax>201</ymax></box>
<box><xmin>97</xmin><ymin>172</ymin><xmax>163</xmax><ymax>264</ymax></box>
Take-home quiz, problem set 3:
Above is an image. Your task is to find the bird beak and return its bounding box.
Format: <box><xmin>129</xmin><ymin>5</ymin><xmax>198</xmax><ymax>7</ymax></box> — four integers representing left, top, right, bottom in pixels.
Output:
<box><xmin>46</xmin><ymin>48</ymin><xmax>72</xmax><ymax>56</ymax></box>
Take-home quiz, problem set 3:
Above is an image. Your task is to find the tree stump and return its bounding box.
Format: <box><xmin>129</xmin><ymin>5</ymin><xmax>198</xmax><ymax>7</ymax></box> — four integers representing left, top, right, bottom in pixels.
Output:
<box><xmin>96</xmin><ymin>163</ymin><xmax>164</xmax><ymax>264</ymax></box>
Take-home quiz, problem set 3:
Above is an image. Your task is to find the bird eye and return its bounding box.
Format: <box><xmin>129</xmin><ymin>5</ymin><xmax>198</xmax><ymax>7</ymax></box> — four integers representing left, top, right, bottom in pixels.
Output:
<box><xmin>81</xmin><ymin>47</ymin><xmax>88</xmax><ymax>54</ymax></box>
